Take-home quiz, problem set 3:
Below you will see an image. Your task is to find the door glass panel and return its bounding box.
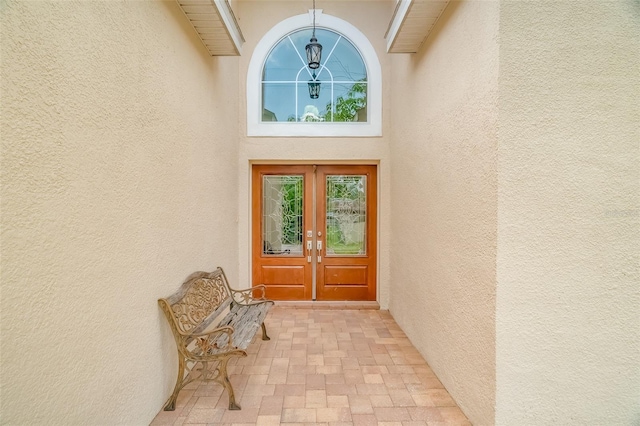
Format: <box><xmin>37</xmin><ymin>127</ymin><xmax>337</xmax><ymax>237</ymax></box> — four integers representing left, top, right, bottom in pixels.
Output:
<box><xmin>326</xmin><ymin>175</ymin><xmax>366</xmax><ymax>255</ymax></box>
<box><xmin>262</xmin><ymin>175</ymin><xmax>304</xmax><ymax>256</ymax></box>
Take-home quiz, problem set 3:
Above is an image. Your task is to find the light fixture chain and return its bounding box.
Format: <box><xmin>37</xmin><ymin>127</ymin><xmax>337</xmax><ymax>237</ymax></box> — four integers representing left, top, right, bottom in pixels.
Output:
<box><xmin>312</xmin><ymin>0</ymin><xmax>316</xmax><ymax>37</ymax></box>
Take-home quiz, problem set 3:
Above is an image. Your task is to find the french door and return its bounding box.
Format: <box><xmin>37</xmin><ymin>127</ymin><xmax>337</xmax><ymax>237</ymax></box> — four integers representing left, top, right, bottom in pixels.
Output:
<box><xmin>251</xmin><ymin>164</ymin><xmax>377</xmax><ymax>301</ymax></box>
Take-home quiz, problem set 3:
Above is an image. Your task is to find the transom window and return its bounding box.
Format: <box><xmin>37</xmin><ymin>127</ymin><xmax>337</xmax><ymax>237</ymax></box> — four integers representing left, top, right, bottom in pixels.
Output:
<box><xmin>247</xmin><ymin>13</ymin><xmax>381</xmax><ymax>137</ymax></box>
<box><xmin>262</xmin><ymin>28</ymin><xmax>367</xmax><ymax>123</ymax></box>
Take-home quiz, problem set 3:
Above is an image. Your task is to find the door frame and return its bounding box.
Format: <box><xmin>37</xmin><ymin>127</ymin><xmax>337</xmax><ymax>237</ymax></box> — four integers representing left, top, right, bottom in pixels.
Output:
<box><xmin>249</xmin><ymin>161</ymin><xmax>380</xmax><ymax>302</ymax></box>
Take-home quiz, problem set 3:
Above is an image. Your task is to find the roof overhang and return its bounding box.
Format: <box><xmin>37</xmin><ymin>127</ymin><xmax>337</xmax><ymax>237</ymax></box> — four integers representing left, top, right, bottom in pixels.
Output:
<box><xmin>385</xmin><ymin>0</ymin><xmax>449</xmax><ymax>53</ymax></box>
<box><xmin>176</xmin><ymin>0</ymin><xmax>244</xmax><ymax>56</ymax></box>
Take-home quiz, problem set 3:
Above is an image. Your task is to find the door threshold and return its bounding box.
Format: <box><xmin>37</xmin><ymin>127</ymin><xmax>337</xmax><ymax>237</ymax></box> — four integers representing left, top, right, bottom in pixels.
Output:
<box><xmin>273</xmin><ymin>301</ymin><xmax>379</xmax><ymax>310</ymax></box>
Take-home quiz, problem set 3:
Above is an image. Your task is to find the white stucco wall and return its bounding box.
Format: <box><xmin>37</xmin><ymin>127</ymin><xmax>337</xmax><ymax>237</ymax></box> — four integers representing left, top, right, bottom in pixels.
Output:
<box><xmin>235</xmin><ymin>1</ymin><xmax>392</xmax><ymax>308</ymax></box>
<box><xmin>496</xmin><ymin>1</ymin><xmax>640</xmax><ymax>424</ymax></box>
<box><xmin>388</xmin><ymin>2</ymin><xmax>499</xmax><ymax>424</ymax></box>
<box><xmin>1</xmin><ymin>1</ymin><xmax>239</xmax><ymax>424</ymax></box>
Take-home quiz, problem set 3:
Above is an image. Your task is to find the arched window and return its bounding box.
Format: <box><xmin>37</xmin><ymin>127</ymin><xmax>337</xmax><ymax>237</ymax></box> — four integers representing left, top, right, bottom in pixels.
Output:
<box><xmin>247</xmin><ymin>12</ymin><xmax>381</xmax><ymax>137</ymax></box>
<box><xmin>263</xmin><ymin>28</ymin><xmax>367</xmax><ymax>123</ymax></box>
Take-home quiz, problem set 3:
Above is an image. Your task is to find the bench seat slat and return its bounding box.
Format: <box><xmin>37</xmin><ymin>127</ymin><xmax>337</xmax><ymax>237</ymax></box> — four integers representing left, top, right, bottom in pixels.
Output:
<box><xmin>215</xmin><ymin>302</ymin><xmax>273</xmax><ymax>350</ymax></box>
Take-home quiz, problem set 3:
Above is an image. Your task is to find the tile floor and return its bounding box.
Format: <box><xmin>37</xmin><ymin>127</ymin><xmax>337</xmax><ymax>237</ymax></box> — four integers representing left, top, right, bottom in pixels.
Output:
<box><xmin>151</xmin><ymin>305</ymin><xmax>471</xmax><ymax>426</ymax></box>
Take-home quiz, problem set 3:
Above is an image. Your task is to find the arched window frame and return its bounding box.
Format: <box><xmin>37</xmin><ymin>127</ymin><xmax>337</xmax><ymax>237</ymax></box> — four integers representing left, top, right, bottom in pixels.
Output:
<box><xmin>247</xmin><ymin>11</ymin><xmax>382</xmax><ymax>137</ymax></box>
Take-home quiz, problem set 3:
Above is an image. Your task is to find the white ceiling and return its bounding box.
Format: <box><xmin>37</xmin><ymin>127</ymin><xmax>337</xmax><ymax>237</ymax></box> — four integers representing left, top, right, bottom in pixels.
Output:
<box><xmin>386</xmin><ymin>0</ymin><xmax>450</xmax><ymax>53</ymax></box>
<box><xmin>175</xmin><ymin>0</ymin><xmax>244</xmax><ymax>56</ymax></box>
<box><xmin>175</xmin><ymin>0</ymin><xmax>449</xmax><ymax>56</ymax></box>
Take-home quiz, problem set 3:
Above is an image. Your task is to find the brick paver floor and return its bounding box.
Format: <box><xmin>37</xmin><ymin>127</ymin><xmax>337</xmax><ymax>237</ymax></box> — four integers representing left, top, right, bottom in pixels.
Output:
<box><xmin>151</xmin><ymin>305</ymin><xmax>471</xmax><ymax>426</ymax></box>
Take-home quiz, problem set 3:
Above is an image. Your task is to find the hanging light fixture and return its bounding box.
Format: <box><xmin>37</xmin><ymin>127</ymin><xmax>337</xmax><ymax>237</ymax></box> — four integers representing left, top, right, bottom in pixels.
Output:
<box><xmin>308</xmin><ymin>72</ymin><xmax>320</xmax><ymax>99</ymax></box>
<box><xmin>305</xmin><ymin>0</ymin><xmax>322</xmax><ymax>69</ymax></box>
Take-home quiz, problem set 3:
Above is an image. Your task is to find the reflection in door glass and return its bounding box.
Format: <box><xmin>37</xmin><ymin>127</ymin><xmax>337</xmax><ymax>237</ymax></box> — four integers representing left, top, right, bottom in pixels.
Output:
<box><xmin>262</xmin><ymin>175</ymin><xmax>303</xmax><ymax>256</ymax></box>
<box><xmin>326</xmin><ymin>175</ymin><xmax>366</xmax><ymax>255</ymax></box>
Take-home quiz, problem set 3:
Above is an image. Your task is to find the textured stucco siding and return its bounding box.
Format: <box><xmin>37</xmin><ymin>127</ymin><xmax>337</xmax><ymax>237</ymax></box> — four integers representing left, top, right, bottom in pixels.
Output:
<box><xmin>388</xmin><ymin>2</ymin><xmax>499</xmax><ymax>425</ymax></box>
<box><xmin>496</xmin><ymin>1</ymin><xmax>640</xmax><ymax>424</ymax></box>
<box><xmin>1</xmin><ymin>1</ymin><xmax>239</xmax><ymax>424</ymax></box>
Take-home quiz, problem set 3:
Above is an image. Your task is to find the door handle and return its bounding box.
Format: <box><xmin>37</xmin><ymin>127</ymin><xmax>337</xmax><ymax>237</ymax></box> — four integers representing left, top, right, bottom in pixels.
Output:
<box><xmin>317</xmin><ymin>240</ymin><xmax>322</xmax><ymax>263</ymax></box>
<box><xmin>306</xmin><ymin>240</ymin><xmax>312</xmax><ymax>263</ymax></box>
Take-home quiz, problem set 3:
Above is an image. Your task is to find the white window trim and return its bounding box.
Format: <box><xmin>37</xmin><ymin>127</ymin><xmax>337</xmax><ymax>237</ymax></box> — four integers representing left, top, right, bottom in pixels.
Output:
<box><xmin>247</xmin><ymin>12</ymin><xmax>382</xmax><ymax>137</ymax></box>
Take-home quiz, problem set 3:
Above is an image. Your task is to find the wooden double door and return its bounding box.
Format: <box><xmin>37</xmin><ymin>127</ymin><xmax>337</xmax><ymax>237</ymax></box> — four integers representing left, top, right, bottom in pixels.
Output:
<box><xmin>252</xmin><ymin>165</ymin><xmax>377</xmax><ymax>301</ymax></box>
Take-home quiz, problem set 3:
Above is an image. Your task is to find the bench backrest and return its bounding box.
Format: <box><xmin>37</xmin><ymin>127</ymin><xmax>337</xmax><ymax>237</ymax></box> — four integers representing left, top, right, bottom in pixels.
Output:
<box><xmin>159</xmin><ymin>268</ymin><xmax>233</xmax><ymax>336</ymax></box>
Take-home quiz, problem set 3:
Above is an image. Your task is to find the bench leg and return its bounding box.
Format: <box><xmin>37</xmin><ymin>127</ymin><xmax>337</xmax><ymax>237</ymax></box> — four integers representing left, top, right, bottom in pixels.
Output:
<box><xmin>164</xmin><ymin>356</ymin><xmax>186</xmax><ymax>411</ymax></box>
<box><xmin>219</xmin><ymin>356</ymin><xmax>241</xmax><ymax>410</ymax></box>
<box><xmin>261</xmin><ymin>322</ymin><xmax>271</xmax><ymax>341</ymax></box>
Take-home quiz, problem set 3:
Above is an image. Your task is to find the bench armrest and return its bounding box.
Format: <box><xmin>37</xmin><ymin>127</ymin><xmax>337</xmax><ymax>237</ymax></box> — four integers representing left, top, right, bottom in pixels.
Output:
<box><xmin>183</xmin><ymin>326</ymin><xmax>236</xmax><ymax>358</ymax></box>
<box><xmin>230</xmin><ymin>285</ymin><xmax>269</xmax><ymax>305</ymax></box>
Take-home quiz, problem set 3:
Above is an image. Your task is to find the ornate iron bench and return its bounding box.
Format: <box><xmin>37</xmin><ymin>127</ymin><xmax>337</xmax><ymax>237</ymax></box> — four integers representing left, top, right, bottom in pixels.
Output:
<box><xmin>158</xmin><ymin>267</ymin><xmax>274</xmax><ymax>410</ymax></box>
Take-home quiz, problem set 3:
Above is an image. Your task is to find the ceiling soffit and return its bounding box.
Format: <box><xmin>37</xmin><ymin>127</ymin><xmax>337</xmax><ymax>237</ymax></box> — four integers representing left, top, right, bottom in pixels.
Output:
<box><xmin>385</xmin><ymin>0</ymin><xmax>449</xmax><ymax>53</ymax></box>
<box><xmin>176</xmin><ymin>0</ymin><xmax>244</xmax><ymax>56</ymax></box>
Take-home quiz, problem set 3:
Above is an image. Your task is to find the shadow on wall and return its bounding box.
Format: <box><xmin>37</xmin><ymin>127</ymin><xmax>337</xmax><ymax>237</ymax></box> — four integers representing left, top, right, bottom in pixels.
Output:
<box><xmin>411</xmin><ymin>0</ymin><xmax>462</xmax><ymax>68</ymax></box>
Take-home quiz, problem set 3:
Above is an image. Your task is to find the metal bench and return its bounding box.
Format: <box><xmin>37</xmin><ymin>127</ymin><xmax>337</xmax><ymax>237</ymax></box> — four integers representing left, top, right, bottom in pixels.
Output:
<box><xmin>158</xmin><ymin>267</ymin><xmax>274</xmax><ymax>410</ymax></box>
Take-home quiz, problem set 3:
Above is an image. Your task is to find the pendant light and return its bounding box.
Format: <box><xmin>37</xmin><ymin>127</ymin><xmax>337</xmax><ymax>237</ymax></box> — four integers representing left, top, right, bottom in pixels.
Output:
<box><xmin>308</xmin><ymin>72</ymin><xmax>320</xmax><ymax>99</ymax></box>
<box><xmin>305</xmin><ymin>0</ymin><xmax>322</xmax><ymax>69</ymax></box>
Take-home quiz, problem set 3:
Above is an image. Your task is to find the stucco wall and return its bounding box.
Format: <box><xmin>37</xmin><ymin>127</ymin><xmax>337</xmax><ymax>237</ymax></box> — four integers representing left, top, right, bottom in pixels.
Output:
<box><xmin>388</xmin><ymin>2</ymin><xmax>499</xmax><ymax>424</ymax></box>
<box><xmin>235</xmin><ymin>1</ymin><xmax>393</xmax><ymax>308</ymax></box>
<box><xmin>1</xmin><ymin>1</ymin><xmax>239</xmax><ymax>424</ymax></box>
<box><xmin>496</xmin><ymin>1</ymin><xmax>640</xmax><ymax>424</ymax></box>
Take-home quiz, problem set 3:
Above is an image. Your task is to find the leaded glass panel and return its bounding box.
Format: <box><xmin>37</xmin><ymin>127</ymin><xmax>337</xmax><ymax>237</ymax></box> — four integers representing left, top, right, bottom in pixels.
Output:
<box><xmin>326</xmin><ymin>175</ymin><xmax>366</xmax><ymax>255</ymax></box>
<box><xmin>262</xmin><ymin>175</ymin><xmax>304</xmax><ymax>256</ymax></box>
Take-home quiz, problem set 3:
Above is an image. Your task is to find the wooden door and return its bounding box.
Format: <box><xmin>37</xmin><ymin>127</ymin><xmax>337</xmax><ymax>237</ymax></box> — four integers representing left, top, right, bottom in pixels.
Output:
<box><xmin>251</xmin><ymin>165</ymin><xmax>314</xmax><ymax>300</ymax></box>
<box><xmin>252</xmin><ymin>164</ymin><xmax>376</xmax><ymax>301</ymax></box>
<box><xmin>315</xmin><ymin>165</ymin><xmax>377</xmax><ymax>301</ymax></box>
